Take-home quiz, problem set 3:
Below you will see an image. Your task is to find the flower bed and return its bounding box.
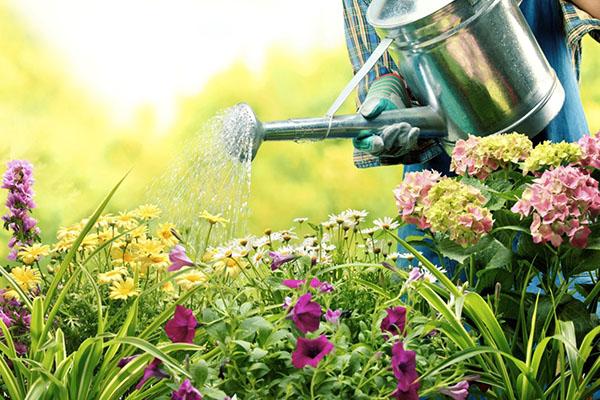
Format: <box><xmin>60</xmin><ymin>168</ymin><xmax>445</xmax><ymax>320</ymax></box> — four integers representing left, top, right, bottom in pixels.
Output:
<box><xmin>1</xmin><ymin>133</ymin><xmax>599</xmax><ymax>399</ymax></box>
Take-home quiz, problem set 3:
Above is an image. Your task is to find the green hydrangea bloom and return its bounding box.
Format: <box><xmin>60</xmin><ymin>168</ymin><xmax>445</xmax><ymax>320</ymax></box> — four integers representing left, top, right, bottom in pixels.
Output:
<box><xmin>522</xmin><ymin>141</ymin><xmax>582</xmax><ymax>175</ymax></box>
<box><xmin>425</xmin><ymin>179</ymin><xmax>494</xmax><ymax>247</ymax></box>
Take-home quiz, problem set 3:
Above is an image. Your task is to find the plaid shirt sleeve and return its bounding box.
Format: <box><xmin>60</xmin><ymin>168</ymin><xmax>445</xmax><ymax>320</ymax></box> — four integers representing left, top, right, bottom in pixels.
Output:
<box><xmin>561</xmin><ymin>1</ymin><xmax>600</xmax><ymax>80</ymax></box>
<box><xmin>342</xmin><ymin>0</ymin><xmax>444</xmax><ymax>169</ymax></box>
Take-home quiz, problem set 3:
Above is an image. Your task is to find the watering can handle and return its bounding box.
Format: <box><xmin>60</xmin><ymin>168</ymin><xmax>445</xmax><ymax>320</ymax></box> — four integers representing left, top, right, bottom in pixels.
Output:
<box><xmin>325</xmin><ymin>38</ymin><xmax>394</xmax><ymax>118</ymax></box>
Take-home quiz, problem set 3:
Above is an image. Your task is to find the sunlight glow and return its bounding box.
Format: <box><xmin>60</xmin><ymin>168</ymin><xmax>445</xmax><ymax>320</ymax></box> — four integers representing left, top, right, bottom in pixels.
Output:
<box><xmin>9</xmin><ymin>0</ymin><xmax>345</xmax><ymax>128</ymax></box>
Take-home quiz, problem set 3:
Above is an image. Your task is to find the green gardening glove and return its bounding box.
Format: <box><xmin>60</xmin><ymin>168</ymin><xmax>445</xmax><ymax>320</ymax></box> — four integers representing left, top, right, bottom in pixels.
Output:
<box><xmin>353</xmin><ymin>74</ymin><xmax>420</xmax><ymax>157</ymax></box>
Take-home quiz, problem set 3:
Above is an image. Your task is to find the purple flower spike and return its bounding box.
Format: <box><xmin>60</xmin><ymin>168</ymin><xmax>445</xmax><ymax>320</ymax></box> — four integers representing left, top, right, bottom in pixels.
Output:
<box><xmin>171</xmin><ymin>379</ymin><xmax>203</xmax><ymax>400</ymax></box>
<box><xmin>269</xmin><ymin>251</ymin><xmax>297</xmax><ymax>271</ymax></box>
<box><xmin>325</xmin><ymin>309</ymin><xmax>342</xmax><ymax>325</ymax></box>
<box><xmin>291</xmin><ymin>335</ymin><xmax>334</xmax><ymax>368</ymax></box>
<box><xmin>391</xmin><ymin>342</ymin><xmax>419</xmax><ymax>399</ymax></box>
<box><xmin>439</xmin><ymin>380</ymin><xmax>470</xmax><ymax>400</ymax></box>
<box><xmin>2</xmin><ymin>160</ymin><xmax>39</xmax><ymax>259</ymax></box>
<box><xmin>168</xmin><ymin>245</ymin><xmax>194</xmax><ymax>272</ymax></box>
<box><xmin>165</xmin><ymin>305</ymin><xmax>198</xmax><ymax>343</ymax></box>
<box><xmin>0</xmin><ymin>309</ymin><xmax>13</xmax><ymax>327</ymax></box>
<box><xmin>381</xmin><ymin>306</ymin><xmax>407</xmax><ymax>336</ymax></box>
<box><xmin>136</xmin><ymin>358</ymin><xmax>169</xmax><ymax>390</ymax></box>
<box><xmin>291</xmin><ymin>293</ymin><xmax>322</xmax><ymax>333</ymax></box>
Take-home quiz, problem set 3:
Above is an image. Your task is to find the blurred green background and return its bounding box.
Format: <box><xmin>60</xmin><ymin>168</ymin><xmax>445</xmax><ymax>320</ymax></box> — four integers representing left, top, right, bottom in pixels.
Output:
<box><xmin>0</xmin><ymin>3</ymin><xmax>599</xmax><ymax>252</ymax></box>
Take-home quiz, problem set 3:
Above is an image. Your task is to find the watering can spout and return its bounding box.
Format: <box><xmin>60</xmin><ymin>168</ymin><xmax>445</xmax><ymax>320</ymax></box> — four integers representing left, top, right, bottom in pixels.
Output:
<box><xmin>229</xmin><ymin>103</ymin><xmax>447</xmax><ymax>162</ymax></box>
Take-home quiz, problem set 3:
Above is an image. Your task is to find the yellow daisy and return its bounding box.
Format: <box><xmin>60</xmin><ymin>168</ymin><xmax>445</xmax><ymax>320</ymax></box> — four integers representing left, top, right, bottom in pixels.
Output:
<box><xmin>175</xmin><ymin>270</ymin><xmax>208</xmax><ymax>291</ymax></box>
<box><xmin>98</xmin><ymin>267</ymin><xmax>128</xmax><ymax>285</ymax></box>
<box><xmin>17</xmin><ymin>244</ymin><xmax>50</xmax><ymax>265</ymax></box>
<box><xmin>3</xmin><ymin>289</ymin><xmax>19</xmax><ymax>300</ymax></box>
<box><xmin>109</xmin><ymin>278</ymin><xmax>139</xmax><ymax>300</ymax></box>
<box><xmin>199</xmin><ymin>210</ymin><xmax>229</xmax><ymax>226</ymax></box>
<box><xmin>10</xmin><ymin>266</ymin><xmax>42</xmax><ymax>291</ymax></box>
<box><xmin>115</xmin><ymin>211</ymin><xmax>138</xmax><ymax>229</ymax></box>
<box><xmin>134</xmin><ymin>204</ymin><xmax>162</xmax><ymax>220</ymax></box>
<box><xmin>111</xmin><ymin>246</ymin><xmax>135</xmax><ymax>264</ymax></box>
<box><xmin>161</xmin><ymin>281</ymin><xmax>176</xmax><ymax>294</ymax></box>
<box><xmin>156</xmin><ymin>223</ymin><xmax>178</xmax><ymax>246</ymax></box>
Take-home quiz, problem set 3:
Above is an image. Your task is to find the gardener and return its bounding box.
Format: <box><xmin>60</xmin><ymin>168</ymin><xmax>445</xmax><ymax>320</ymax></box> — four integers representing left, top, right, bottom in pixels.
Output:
<box><xmin>344</xmin><ymin>0</ymin><xmax>600</xmax><ymax>268</ymax></box>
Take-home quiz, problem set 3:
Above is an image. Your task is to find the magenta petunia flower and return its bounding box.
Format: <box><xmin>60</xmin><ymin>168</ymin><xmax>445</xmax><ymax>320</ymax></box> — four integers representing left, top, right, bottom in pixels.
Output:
<box><xmin>165</xmin><ymin>305</ymin><xmax>198</xmax><ymax>343</ymax></box>
<box><xmin>291</xmin><ymin>335</ymin><xmax>334</xmax><ymax>368</ymax></box>
<box><xmin>325</xmin><ymin>309</ymin><xmax>342</xmax><ymax>325</ymax></box>
<box><xmin>439</xmin><ymin>380</ymin><xmax>470</xmax><ymax>400</ymax></box>
<box><xmin>391</xmin><ymin>342</ymin><xmax>419</xmax><ymax>397</ymax></box>
<box><xmin>168</xmin><ymin>245</ymin><xmax>194</xmax><ymax>272</ymax></box>
<box><xmin>381</xmin><ymin>306</ymin><xmax>407</xmax><ymax>336</ymax></box>
<box><xmin>171</xmin><ymin>379</ymin><xmax>203</xmax><ymax>400</ymax></box>
<box><xmin>282</xmin><ymin>279</ymin><xmax>305</xmax><ymax>289</ymax></box>
<box><xmin>269</xmin><ymin>251</ymin><xmax>297</xmax><ymax>271</ymax></box>
<box><xmin>136</xmin><ymin>358</ymin><xmax>169</xmax><ymax>389</ymax></box>
<box><xmin>282</xmin><ymin>278</ymin><xmax>333</xmax><ymax>293</ymax></box>
<box><xmin>117</xmin><ymin>355</ymin><xmax>138</xmax><ymax>368</ymax></box>
<box><xmin>291</xmin><ymin>293</ymin><xmax>322</xmax><ymax>333</ymax></box>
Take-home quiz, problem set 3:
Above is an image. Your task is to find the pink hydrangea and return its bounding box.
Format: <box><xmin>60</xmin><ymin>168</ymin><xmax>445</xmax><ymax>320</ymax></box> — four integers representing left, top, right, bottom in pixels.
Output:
<box><xmin>511</xmin><ymin>166</ymin><xmax>600</xmax><ymax>248</ymax></box>
<box><xmin>393</xmin><ymin>170</ymin><xmax>441</xmax><ymax>229</ymax></box>
<box><xmin>450</xmin><ymin>134</ymin><xmax>532</xmax><ymax>179</ymax></box>
<box><xmin>577</xmin><ymin>133</ymin><xmax>600</xmax><ymax>169</ymax></box>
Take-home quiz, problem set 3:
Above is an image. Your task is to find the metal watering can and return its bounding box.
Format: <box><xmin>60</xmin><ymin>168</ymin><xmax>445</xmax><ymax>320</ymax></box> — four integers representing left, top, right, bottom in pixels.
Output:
<box><xmin>233</xmin><ymin>0</ymin><xmax>565</xmax><ymax>160</ymax></box>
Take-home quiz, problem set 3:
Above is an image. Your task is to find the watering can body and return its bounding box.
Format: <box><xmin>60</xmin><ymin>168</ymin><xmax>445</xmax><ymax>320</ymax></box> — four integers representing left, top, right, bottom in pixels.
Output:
<box><xmin>233</xmin><ymin>0</ymin><xmax>566</xmax><ymax>161</ymax></box>
<box><xmin>366</xmin><ymin>0</ymin><xmax>565</xmax><ymax>141</ymax></box>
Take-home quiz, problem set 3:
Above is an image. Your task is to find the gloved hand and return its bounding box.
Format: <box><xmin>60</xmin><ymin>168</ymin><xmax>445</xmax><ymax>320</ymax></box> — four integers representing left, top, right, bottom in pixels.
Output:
<box><xmin>353</xmin><ymin>74</ymin><xmax>420</xmax><ymax>157</ymax></box>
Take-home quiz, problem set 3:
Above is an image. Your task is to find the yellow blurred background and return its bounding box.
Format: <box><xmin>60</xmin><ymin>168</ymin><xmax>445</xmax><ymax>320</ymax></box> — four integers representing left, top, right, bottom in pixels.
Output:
<box><xmin>0</xmin><ymin>2</ymin><xmax>598</xmax><ymax>252</ymax></box>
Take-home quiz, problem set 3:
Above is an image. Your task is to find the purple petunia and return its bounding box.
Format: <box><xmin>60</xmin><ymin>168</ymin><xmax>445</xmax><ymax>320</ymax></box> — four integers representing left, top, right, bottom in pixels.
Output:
<box><xmin>291</xmin><ymin>293</ymin><xmax>322</xmax><ymax>333</ymax></box>
<box><xmin>282</xmin><ymin>278</ymin><xmax>334</xmax><ymax>293</ymax></box>
<box><xmin>2</xmin><ymin>160</ymin><xmax>39</xmax><ymax>260</ymax></box>
<box><xmin>439</xmin><ymin>380</ymin><xmax>470</xmax><ymax>400</ymax></box>
<box><xmin>171</xmin><ymin>379</ymin><xmax>203</xmax><ymax>400</ymax></box>
<box><xmin>291</xmin><ymin>335</ymin><xmax>334</xmax><ymax>368</ymax></box>
<box><xmin>117</xmin><ymin>355</ymin><xmax>138</xmax><ymax>368</ymax></box>
<box><xmin>325</xmin><ymin>309</ymin><xmax>342</xmax><ymax>325</ymax></box>
<box><xmin>268</xmin><ymin>251</ymin><xmax>298</xmax><ymax>271</ymax></box>
<box><xmin>391</xmin><ymin>342</ymin><xmax>419</xmax><ymax>399</ymax></box>
<box><xmin>381</xmin><ymin>306</ymin><xmax>407</xmax><ymax>336</ymax></box>
<box><xmin>168</xmin><ymin>245</ymin><xmax>194</xmax><ymax>272</ymax></box>
<box><xmin>136</xmin><ymin>358</ymin><xmax>169</xmax><ymax>389</ymax></box>
<box><xmin>165</xmin><ymin>305</ymin><xmax>198</xmax><ymax>343</ymax></box>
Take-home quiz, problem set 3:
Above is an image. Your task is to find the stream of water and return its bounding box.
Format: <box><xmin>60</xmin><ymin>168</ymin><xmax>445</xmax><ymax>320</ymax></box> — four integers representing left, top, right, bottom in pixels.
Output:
<box><xmin>150</xmin><ymin>105</ymin><xmax>255</xmax><ymax>249</ymax></box>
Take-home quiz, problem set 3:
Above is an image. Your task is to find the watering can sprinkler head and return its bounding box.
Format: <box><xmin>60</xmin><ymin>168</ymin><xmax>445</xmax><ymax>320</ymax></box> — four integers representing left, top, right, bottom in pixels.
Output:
<box><xmin>224</xmin><ymin>103</ymin><xmax>448</xmax><ymax>162</ymax></box>
<box><xmin>223</xmin><ymin>103</ymin><xmax>265</xmax><ymax>162</ymax></box>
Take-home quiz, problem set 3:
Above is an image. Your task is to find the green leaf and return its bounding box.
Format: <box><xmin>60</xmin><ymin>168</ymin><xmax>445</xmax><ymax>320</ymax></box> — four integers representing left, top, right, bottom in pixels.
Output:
<box><xmin>190</xmin><ymin>359</ymin><xmax>209</xmax><ymax>386</ymax></box>
<box><xmin>44</xmin><ymin>172</ymin><xmax>128</xmax><ymax>313</ymax></box>
<box><xmin>240</xmin><ymin>316</ymin><xmax>272</xmax><ymax>338</ymax></box>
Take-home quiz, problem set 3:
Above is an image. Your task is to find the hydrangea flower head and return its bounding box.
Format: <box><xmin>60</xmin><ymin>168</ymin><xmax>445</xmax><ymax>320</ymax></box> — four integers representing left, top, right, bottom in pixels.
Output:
<box><xmin>451</xmin><ymin>133</ymin><xmax>532</xmax><ymax>179</ymax></box>
<box><xmin>511</xmin><ymin>166</ymin><xmax>600</xmax><ymax>248</ymax></box>
<box><xmin>522</xmin><ymin>141</ymin><xmax>582</xmax><ymax>175</ymax></box>
<box><xmin>425</xmin><ymin>179</ymin><xmax>494</xmax><ymax>247</ymax></box>
<box><xmin>577</xmin><ymin>132</ymin><xmax>600</xmax><ymax>169</ymax></box>
<box><xmin>393</xmin><ymin>170</ymin><xmax>441</xmax><ymax>229</ymax></box>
